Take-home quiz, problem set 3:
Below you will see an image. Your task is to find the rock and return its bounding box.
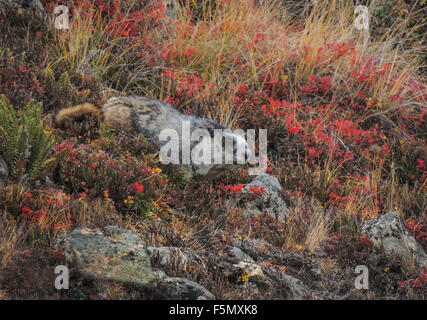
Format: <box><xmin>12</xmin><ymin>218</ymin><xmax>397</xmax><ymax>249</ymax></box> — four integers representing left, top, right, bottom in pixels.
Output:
<box><xmin>0</xmin><ymin>156</ymin><xmax>8</xmax><ymax>182</ymax></box>
<box><xmin>54</xmin><ymin>226</ymin><xmax>156</xmax><ymax>288</ymax></box>
<box><xmin>233</xmin><ymin>261</ymin><xmax>264</xmax><ymax>279</ymax></box>
<box><xmin>218</xmin><ymin>256</ymin><xmax>271</xmax><ymax>291</ymax></box>
<box><xmin>241</xmin><ymin>174</ymin><xmax>289</xmax><ymax>222</ymax></box>
<box><xmin>55</xmin><ymin>226</ymin><xmax>215</xmax><ymax>300</ymax></box>
<box><xmin>147</xmin><ymin>246</ymin><xmax>188</xmax><ymax>267</ymax></box>
<box><xmin>0</xmin><ymin>156</ymin><xmax>8</xmax><ymax>180</ymax></box>
<box><xmin>280</xmin><ymin>274</ymin><xmax>309</xmax><ymax>299</ymax></box>
<box><xmin>362</xmin><ymin>211</ymin><xmax>427</xmax><ymax>268</ymax></box>
<box><xmin>0</xmin><ymin>0</ymin><xmax>45</xmax><ymax>18</ymax></box>
<box><xmin>233</xmin><ymin>260</ymin><xmax>272</xmax><ymax>290</ymax></box>
<box><xmin>0</xmin><ymin>289</ymin><xmax>8</xmax><ymax>300</ymax></box>
<box><xmin>154</xmin><ymin>270</ymin><xmax>214</xmax><ymax>300</ymax></box>
<box><xmin>22</xmin><ymin>0</ymin><xmax>44</xmax><ymax>17</ymax></box>
<box><xmin>230</xmin><ymin>238</ymin><xmax>273</xmax><ymax>261</ymax></box>
<box><xmin>230</xmin><ymin>246</ymin><xmax>254</xmax><ymax>262</ymax></box>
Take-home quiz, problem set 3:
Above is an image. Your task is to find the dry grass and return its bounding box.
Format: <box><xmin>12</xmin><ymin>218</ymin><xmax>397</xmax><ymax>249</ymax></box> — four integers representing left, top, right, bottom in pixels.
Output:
<box><xmin>0</xmin><ymin>212</ymin><xmax>25</xmax><ymax>268</ymax></box>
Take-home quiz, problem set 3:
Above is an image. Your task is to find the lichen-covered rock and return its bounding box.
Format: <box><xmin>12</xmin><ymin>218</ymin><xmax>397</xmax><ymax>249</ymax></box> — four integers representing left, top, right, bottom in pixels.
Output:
<box><xmin>230</xmin><ymin>238</ymin><xmax>274</xmax><ymax>262</ymax></box>
<box><xmin>362</xmin><ymin>211</ymin><xmax>427</xmax><ymax>268</ymax></box>
<box><xmin>0</xmin><ymin>156</ymin><xmax>8</xmax><ymax>182</ymax></box>
<box><xmin>154</xmin><ymin>270</ymin><xmax>214</xmax><ymax>300</ymax></box>
<box><xmin>54</xmin><ymin>226</ymin><xmax>156</xmax><ymax>288</ymax></box>
<box><xmin>230</xmin><ymin>246</ymin><xmax>254</xmax><ymax>263</ymax></box>
<box><xmin>232</xmin><ymin>261</ymin><xmax>263</xmax><ymax>278</ymax></box>
<box><xmin>280</xmin><ymin>274</ymin><xmax>309</xmax><ymax>299</ymax></box>
<box><xmin>55</xmin><ymin>226</ymin><xmax>216</xmax><ymax>299</ymax></box>
<box><xmin>241</xmin><ymin>174</ymin><xmax>289</xmax><ymax>222</ymax></box>
<box><xmin>0</xmin><ymin>0</ymin><xmax>45</xmax><ymax>17</ymax></box>
<box><xmin>0</xmin><ymin>289</ymin><xmax>8</xmax><ymax>300</ymax></box>
<box><xmin>147</xmin><ymin>246</ymin><xmax>188</xmax><ymax>267</ymax></box>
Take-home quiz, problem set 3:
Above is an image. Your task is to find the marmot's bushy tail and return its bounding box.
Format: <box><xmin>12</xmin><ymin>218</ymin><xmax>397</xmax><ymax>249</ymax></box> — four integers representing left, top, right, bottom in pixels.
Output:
<box><xmin>55</xmin><ymin>103</ymin><xmax>101</xmax><ymax>128</ymax></box>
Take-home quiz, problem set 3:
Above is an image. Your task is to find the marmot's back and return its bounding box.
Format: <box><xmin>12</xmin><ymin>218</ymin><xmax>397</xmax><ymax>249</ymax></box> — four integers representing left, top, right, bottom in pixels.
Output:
<box><xmin>101</xmin><ymin>96</ymin><xmax>135</xmax><ymax>129</ymax></box>
<box><xmin>102</xmin><ymin>95</ymin><xmax>186</xmax><ymax>141</ymax></box>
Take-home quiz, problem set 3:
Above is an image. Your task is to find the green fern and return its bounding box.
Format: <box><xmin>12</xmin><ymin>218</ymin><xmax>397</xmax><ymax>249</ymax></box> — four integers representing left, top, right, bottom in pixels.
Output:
<box><xmin>0</xmin><ymin>95</ymin><xmax>56</xmax><ymax>182</ymax></box>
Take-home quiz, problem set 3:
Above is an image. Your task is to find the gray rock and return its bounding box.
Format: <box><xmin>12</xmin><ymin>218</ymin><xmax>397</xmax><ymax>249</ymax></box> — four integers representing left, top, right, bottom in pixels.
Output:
<box><xmin>0</xmin><ymin>156</ymin><xmax>8</xmax><ymax>182</ymax></box>
<box><xmin>154</xmin><ymin>270</ymin><xmax>214</xmax><ymax>300</ymax></box>
<box><xmin>232</xmin><ymin>261</ymin><xmax>264</xmax><ymax>279</ymax></box>
<box><xmin>230</xmin><ymin>246</ymin><xmax>254</xmax><ymax>262</ymax></box>
<box><xmin>362</xmin><ymin>211</ymin><xmax>427</xmax><ymax>268</ymax></box>
<box><xmin>22</xmin><ymin>0</ymin><xmax>44</xmax><ymax>17</ymax></box>
<box><xmin>55</xmin><ymin>226</ymin><xmax>215</xmax><ymax>300</ymax></box>
<box><xmin>241</xmin><ymin>174</ymin><xmax>289</xmax><ymax>222</ymax></box>
<box><xmin>0</xmin><ymin>0</ymin><xmax>45</xmax><ymax>18</ymax></box>
<box><xmin>54</xmin><ymin>226</ymin><xmax>157</xmax><ymax>288</ymax></box>
<box><xmin>147</xmin><ymin>246</ymin><xmax>188</xmax><ymax>267</ymax></box>
<box><xmin>213</xmin><ymin>252</ymin><xmax>271</xmax><ymax>291</ymax></box>
<box><xmin>280</xmin><ymin>274</ymin><xmax>309</xmax><ymax>299</ymax></box>
<box><xmin>231</xmin><ymin>238</ymin><xmax>272</xmax><ymax>261</ymax></box>
<box><xmin>0</xmin><ymin>289</ymin><xmax>8</xmax><ymax>300</ymax></box>
<box><xmin>232</xmin><ymin>260</ymin><xmax>272</xmax><ymax>290</ymax></box>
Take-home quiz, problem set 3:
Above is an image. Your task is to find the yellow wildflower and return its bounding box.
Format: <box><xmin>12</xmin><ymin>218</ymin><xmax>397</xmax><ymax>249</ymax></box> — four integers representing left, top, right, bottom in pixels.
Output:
<box><xmin>241</xmin><ymin>272</ymin><xmax>249</xmax><ymax>282</ymax></box>
<box><xmin>152</xmin><ymin>167</ymin><xmax>162</xmax><ymax>174</ymax></box>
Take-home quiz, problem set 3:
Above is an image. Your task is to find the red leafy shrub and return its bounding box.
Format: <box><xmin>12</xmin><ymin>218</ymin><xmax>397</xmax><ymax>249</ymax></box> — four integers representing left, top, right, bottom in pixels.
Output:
<box><xmin>0</xmin><ymin>184</ymin><xmax>76</xmax><ymax>232</ymax></box>
<box><xmin>55</xmin><ymin>140</ymin><xmax>169</xmax><ymax>216</ymax></box>
<box><xmin>405</xmin><ymin>218</ymin><xmax>427</xmax><ymax>250</ymax></box>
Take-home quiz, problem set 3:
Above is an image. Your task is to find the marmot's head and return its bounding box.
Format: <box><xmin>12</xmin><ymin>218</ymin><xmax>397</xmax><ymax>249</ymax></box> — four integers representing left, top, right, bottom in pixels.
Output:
<box><xmin>189</xmin><ymin>128</ymin><xmax>252</xmax><ymax>179</ymax></box>
<box><xmin>158</xmin><ymin>117</ymin><xmax>253</xmax><ymax>180</ymax></box>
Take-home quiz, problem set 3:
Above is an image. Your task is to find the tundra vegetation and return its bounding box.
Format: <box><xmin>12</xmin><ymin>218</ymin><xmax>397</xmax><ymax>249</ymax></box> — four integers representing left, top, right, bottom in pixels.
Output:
<box><xmin>0</xmin><ymin>0</ymin><xmax>425</xmax><ymax>299</ymax></box>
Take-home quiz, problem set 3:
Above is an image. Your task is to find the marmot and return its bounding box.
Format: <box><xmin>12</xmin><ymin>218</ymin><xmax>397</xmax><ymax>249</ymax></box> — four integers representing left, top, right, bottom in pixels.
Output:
<box><xmin>55</xmin><ymin>95</ymin><xmax>252</xmax><ymax>179</ymax></box>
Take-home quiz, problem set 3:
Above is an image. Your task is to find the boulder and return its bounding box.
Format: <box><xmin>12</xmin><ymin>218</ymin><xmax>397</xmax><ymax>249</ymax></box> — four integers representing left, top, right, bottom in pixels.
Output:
<box><xmin>154</xmin><ymin>270</ymin><xmax>214</xmax><ymax>300</ymax></box>
<box><xmin>55</xmin><ymin>226</ymin><xmax>215</xmax><ymax>299</ymax></box>
<box><xmin>230</xmin><ymin>238</ymin><xmax>272</xmax><ymax>261</ymax></box>
<box><xmin>280</xmin><ymin>274</ymin><xmax>309</xmax><ymax>299</ymax></box>
<box><xmin>241</xmin><ymin>174</ymin><xmax>289</xmax><ymax>222</ymax></box>
<box><xmin>230</xmin><ymin>246</ymin><xmax>254</xmax><ymax>263</ymax></box>
<box><xmin>147</xmin><ymin>246</ymin><xmax>188</xmax><ymax>267</ymax></box>
<box><xmin>232</xmin><ymin>261</ymin><xmax>264</xmax><ymax>279</ymax></box>
<box><xmin>55</xmin><ymin>226</ymin><xmax>156</xmax><ymax>288</ymax></box>
<box><xmin>362</xmin><ymin>211</ymin><xmax>427</xmax><ymax>268</ymax></box>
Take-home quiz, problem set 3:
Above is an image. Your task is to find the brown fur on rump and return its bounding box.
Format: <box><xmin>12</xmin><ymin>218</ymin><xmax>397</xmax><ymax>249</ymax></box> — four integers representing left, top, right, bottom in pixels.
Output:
<box><xmin>55</xmin><ymin>103</ymin><xmax>102</xmax><ymax>128</ymax></box>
